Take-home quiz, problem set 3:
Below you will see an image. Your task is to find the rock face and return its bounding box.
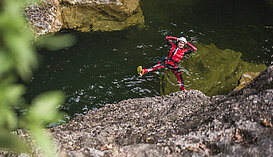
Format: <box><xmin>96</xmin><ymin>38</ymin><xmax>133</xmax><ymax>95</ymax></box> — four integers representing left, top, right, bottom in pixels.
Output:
<box><xmin>233</xmin><ymin>72</ymin><xmax>261</xmax><ymax>91</ymax></box>
<box><xmin>25</xmin><ymin>0</ymin><xmax>144</xmax><ymax>35</ymax></box>
<box><xmin>25</xmin><ymin>0</ymin><xmax>63</xmax><ymax>35</ymax></box>
<box><xmin>60</xmin><ymin>0</ymin><xmax>144</xmax><ymax>32</ymax></box>
<box><xmin>51</xmin><ymin>66</ymin><xmax>273</xmax><ymax>156</ymax></box>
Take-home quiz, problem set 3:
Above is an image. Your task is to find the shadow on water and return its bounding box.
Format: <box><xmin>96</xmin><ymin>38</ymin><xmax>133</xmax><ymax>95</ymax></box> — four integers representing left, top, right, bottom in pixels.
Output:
<box><xmin>25</xmin><ymin>0</ymin><xmax>272</xmax><ymax>119</ymax></box>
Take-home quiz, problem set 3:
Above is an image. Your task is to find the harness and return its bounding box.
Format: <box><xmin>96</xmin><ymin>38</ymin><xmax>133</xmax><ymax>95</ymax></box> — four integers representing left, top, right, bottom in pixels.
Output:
<box><xmin>155</xmin><ymin>57</ymin><xmax>179</xmax><ymax>71</ymax></box>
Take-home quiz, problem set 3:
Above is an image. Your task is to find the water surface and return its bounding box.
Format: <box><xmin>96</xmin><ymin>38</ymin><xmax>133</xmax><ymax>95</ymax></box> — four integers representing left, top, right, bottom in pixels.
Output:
<box><xmin>25</xmin><ymin>0</ymin><xmax>273</xmax><ymax>118</ymax></box>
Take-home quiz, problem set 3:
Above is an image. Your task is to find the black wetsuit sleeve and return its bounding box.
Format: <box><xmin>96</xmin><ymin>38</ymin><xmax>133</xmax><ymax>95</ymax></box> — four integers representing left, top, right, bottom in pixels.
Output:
<box><xmin>165</xmin><ymin>36</ymin><xmax>177</xmax><ymax>48</ymax></box>
<box><xmin>166</xmin><ymin>39</ymin><xmax>173</xmax><ymax>47</ymax></box>
<box><xmin>184</xmin><ymin>42</ymin><xmax>197</xmax><ymax>55</ymax></box>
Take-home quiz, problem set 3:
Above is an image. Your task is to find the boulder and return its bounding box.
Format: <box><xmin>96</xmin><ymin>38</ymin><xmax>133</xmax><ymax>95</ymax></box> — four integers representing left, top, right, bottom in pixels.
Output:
<box><xmin>233</xmin><ymin>72</ymin><xmax>261</xmax><ymax>91</ymax></box>
<box><xmin>25</xmin><ymin>0</ymin><xmax>144</xmax><ymax>35</ymax></box>
<box><xmin>25</xmin><ymin>0</ymin><xmax>63</xmax><ymax>35</ymax></box>
<box><xmin>60</xmin><ymin>0</ymin><xmax>144</xmax><ymax>32</ymax></box>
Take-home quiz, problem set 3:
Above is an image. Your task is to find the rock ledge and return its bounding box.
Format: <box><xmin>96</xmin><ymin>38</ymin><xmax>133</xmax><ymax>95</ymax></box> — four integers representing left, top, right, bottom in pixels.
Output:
<box><xmin>51</xmin><ymin>66</ymin><xmax>273</xmax><ymax>156</ymax></box>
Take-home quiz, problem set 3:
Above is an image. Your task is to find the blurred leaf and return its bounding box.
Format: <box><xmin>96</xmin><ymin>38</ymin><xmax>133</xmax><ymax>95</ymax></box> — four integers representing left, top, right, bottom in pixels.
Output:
<box><xmin>0</xmin><ymin>131</ymin><xmax>30</xmax><ymax>153</ymax></box>
<box><xmin>4</xmin><ymin>0</ymin><xmax>23</xmax><ymax>16</ymax></box>
<box><xmin>0</xmin><ymin>84</ymin><xmax>24</xmax><ymax>129</ymax></box>
<box><xmin>0</xmin><ymin>9</ymin><xmax>37</xmax><ymax>81</ymax></box>
<box><xmin>28</xmin><ymin>91</ymin><xmax>65</xmax><ymax>124</ymax></box>
<box><xmin>0</xmin><ymin>51</ymin><xmax>14</xmax><ymax>78</ymax></box>
<box><xmin>0</xmin><ymin>75</ymin><xmax>17</xmax><ymax>88</ymax></box>
<box><xmin>25</xmin><ymin>0</ymin><xmax>42</xmax><ymax>6</ymax></box>
<box><xmin>5</xmin><ymin>84</ymin><xmax>25</xmax><ymax>104</ymax></box>
<box><xmin>0</xmin><ymin>0</ymin><xmax>69</xmax><ymax>155</ymax></box>
<box><xmin>37</xmin><ymin>34</ymin><xmax>76</xmax><ymax>51</ymax></box>
<box><xmin>0</xmin><ymin>107</ymin><xmax>17</xmax><ymax>129</ymax></box>
<box><xmin>28</xmin><ymin>126</ymin><xmax>57</xmax><ymax>157</ymax></box>
<box><xmin>5</xmin><ymin>27</ymin><xmax>37</xmax><ymax>81</ymax></box>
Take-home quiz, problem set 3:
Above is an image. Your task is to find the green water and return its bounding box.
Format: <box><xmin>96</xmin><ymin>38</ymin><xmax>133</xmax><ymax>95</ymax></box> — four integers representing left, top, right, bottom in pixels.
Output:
<box><xmin>160</xmin><ymin>44</ymin><xmax>266</xmax><ymax>96</ymax></box>
<box><xmin>25</xmin><ymin>0</ymin><xmax>273</xmax><ymax>119</ymax></box>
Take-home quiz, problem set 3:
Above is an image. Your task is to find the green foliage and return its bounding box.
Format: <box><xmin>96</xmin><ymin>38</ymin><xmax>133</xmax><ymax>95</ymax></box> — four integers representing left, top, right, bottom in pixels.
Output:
<box><xmin>0</xmin><ymin>132</ymin><xmax>30</xmax><ymax>154</ymax></box>
<box><xmin>0</xmin><ymin>0</ymin><xmax>37</xmax><ymax>81</ymax></box>
<box><xmin>24</xmin><ymin>91</ymin><xmax>65</xmax><ymax>157</ymax></box>
<box><xmin>37</xmin><ymin>34</ymin><xmax>76</xmax><ymax>51</ymax></box>
<box><xmin>0</xmin><ymin>0</ymin><xmax>71</xmax><ymax>156</ymax></box>
<box><xmin>27</xmin><ymin>91</ymin><xmax>65</xmax><ymax>125</ymax></box>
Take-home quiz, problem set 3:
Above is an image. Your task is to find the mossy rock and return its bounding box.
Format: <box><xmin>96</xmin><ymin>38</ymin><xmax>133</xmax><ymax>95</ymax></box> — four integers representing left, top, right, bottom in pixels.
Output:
<box><xmin>233</xmin><ymin>72</ymin><xmax>261</xmax><ymax>91</ymax></box>
<box><xmin>25</xmin><ymin>0</ymin><xmax>144</xmax><ymax>34</ymax></box>
<box><xmin>160</xmin><ymin>44</ymin><xmax>266</xmax><ymax>96</ymax></box>
<box><xmin>61</xmin><ymin>0</ymin><xmax>144</xmax><ymax>32</ymax></box>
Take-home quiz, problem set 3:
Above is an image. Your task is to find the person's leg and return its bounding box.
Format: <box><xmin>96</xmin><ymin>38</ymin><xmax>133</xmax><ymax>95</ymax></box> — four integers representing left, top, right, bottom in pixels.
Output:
<box><xmin>137</xmin><ymin>60</ymin><xmax>166</xmax><ymax>76</ymax></box>
<box><xmin>144</xmin><ymin>63</ymin><xmax>165</xmax><ymax>73</ymax></box>
<box><xmin>171</xmin><ymin>68</ymin><xmax>185</xmax><ymax>90</ymax></box>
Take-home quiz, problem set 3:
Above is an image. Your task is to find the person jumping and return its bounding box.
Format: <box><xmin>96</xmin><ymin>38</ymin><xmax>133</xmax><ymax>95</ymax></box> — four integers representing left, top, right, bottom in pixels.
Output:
<box><xmin>137</xmin><ymin>36</ymin><xmax>197</xmax><ymax>90</ymax></box>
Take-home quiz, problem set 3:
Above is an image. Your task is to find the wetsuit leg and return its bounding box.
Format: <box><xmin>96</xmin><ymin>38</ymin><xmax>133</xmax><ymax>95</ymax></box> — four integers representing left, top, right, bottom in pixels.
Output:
<box><xmin>171</xmin><ymin>68</ymin><xmax>185</xmax><ymax>90</ymax></box>
<box><xmin>143</xmin><ymin>60</ymin><xmax>166</xmax><ymax>74</ymax></box>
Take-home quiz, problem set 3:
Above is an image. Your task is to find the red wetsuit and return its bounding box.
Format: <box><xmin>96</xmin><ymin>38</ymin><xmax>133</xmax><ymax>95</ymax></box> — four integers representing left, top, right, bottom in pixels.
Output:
<box><xmin>143</xmin><ymin>36</ymin><xmax>197</xmax><ymax>90</ymax></box>
<box><xmin>166</xmin><ymin>36</ymin><xmax>197</xmax><ymax>63</ymax></box>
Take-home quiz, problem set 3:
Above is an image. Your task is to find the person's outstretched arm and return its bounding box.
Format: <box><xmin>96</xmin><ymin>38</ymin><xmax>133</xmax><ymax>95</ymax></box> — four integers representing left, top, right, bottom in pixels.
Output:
<box><xmin>165</xmin><ymin>36</ymin><xmax>177</xmax><ymax>47</ymax></box>
<box><xmin>184</xmin><ymin>42</ymin><xmax>197</xmax><ymax>55</ymax></box>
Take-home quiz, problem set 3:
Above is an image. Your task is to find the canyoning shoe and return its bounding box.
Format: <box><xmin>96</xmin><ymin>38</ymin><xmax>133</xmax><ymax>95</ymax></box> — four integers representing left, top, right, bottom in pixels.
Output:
<box><xmin>137</xmin><ymin>66</ymin><xmax>144</xmax><ymax>76</ymax></box>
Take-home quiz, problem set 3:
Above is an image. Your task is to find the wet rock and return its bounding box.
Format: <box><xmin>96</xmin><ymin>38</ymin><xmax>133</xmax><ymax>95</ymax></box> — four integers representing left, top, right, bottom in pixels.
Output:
<box><xmin>25</xmin><ymin>0</ymin><xmax>144</xmax><ymax>35</ymax></box>
<box><xmin>50</xmin><ymin>66</ymin><xmax>273</xmax><ymax>156</ymax></box>
<box><xmin>60</xmin><ymin>0</ymin><xmax>144</xmax><ymax>32</ymax></box>
<box><xmin>233</xmin><ymin>72</ymin><xmax>261</xmax><ymax>91</ymax></box>
<box><xmin>25</xmin><ymin>0</ymin><xmax>63</xmax><ymax>35</ymax></box>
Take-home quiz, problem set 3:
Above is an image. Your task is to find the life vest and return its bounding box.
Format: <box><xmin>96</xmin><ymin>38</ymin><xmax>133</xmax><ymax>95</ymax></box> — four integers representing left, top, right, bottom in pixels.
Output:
<box><xmin>166</xmin><ymin>36</ymin><xmax>197</xmax><ymax>63</ymax></box>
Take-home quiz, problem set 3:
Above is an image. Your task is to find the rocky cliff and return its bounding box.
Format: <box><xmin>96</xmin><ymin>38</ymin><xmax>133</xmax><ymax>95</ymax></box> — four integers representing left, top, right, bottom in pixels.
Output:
<box><xmin>50</xmin><ymin>66</ymin><xmax>273</xmax><ymax>156</ymax></box>
<box><xmin>25</xmin><ymin>0</ymin><xmax>144</xmax><ymax>35</ymax></box>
